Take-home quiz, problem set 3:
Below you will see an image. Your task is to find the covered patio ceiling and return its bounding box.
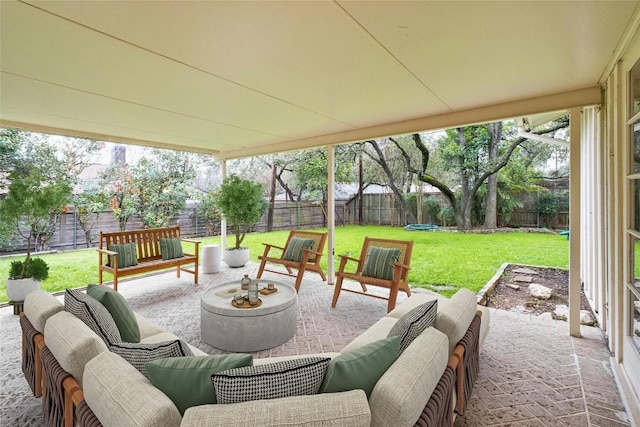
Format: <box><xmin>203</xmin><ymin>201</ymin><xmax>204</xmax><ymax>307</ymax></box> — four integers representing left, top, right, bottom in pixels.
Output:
<box><xmin>1</xmin><ymin>1</ymin><xmax>638</xmax><ymax>160</ymax></box>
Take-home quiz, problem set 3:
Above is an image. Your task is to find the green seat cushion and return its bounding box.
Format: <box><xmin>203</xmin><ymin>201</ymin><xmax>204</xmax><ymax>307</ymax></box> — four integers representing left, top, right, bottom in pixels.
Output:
<box><xmin>159</xmin><ymin>238</ymin><xmax>184</xmax><ymax>260</ymax></box>
<box><xmin>146</xmin><ymin>354</ymin><xmax>253</xmax><ymax>415</ymax></box>
<box><xmin>87</xmin><ymin>284</ymin><xmax>140</xmax><ymax>343</ymax></box>
<box><xmin>388</xmin><ymin>300</ymin><xmax>438</xmax><ymax>354</ymax></box>
<box><xmin>282</xmin><ymin>237</ymin><xmax>315</xmax><ymax>262</ymax></box>
<box><xmin>107</xmin><ymin>243</ymin><xmax>138</xmax><ymax>268</ymax></box>
<box><xmin>319</xmin><ymin>336</ymin><xmax>400</xmax><ymax>398</ymax></box>
<box><xmin>211</xmin><ymin>357</ymin><xmax>330</xmax><ymax>404</ymax></box>
<box><xmin>362</xmin><ymin>246</ymin><xmax>401</xmax><ymax>280</ymax></box>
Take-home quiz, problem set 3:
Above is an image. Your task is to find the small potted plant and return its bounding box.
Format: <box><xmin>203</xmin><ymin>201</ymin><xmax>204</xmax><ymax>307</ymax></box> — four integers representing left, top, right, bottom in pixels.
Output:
<box><xmin>215</xmin><ymin>175</ymin><xmax>267</xmax><ymax>267</ymax></box>
<box><xmin>6</xmin><ymin>256</ymin><xmax>49</xmax><ymax>302</ymax></box>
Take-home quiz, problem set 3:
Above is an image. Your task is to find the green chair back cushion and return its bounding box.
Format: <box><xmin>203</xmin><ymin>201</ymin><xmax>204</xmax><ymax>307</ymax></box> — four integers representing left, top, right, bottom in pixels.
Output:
<box><xmin>87</xmin><ymin>284</ymin><xmax>140</xmax><ymax>343</ymax></box>
<box><xmin>146</xmin><ymin>354</ymin><xmax>253</xmax><ymax>415</ymax></box>
<box><xmin>282</xmin><ymin>237</ymin><xmax>316</xmax><ymax>262</ymax></box>
<box><xmin>159</xmin><ymin>238</ymin><xmax>184</xmax><ymax>260</ymax></box>
<box><xmin>362</xmin><ymin>246</ymin><xmax>401</xmax><ymax>280</ymax></box>
<box><xmin>108</xmin><ymin>243</ymin><xmax>138</xmax><ymax>268</ymax></box>
<box><xmin>319</xmin><ymin>336</ymin><xmax>400</xmax><ymax>398</ymax></box>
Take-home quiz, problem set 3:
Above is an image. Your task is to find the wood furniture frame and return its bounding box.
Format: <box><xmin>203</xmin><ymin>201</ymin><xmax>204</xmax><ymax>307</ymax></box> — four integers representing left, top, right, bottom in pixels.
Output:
<box><xmin>452</xmin><ymin>311</ymin><xmax>482</xmax><ymax>416</ymax></box>
<box><xmin>256</xmin><ymin>230</ymin><xmax>328</xmax><ymax>292</ymax></box>
<box><xmin>19</xmin><ymin>313</ymin><xmax>44</xmax><ymax>397</ymax></box>
<box><xmin>97</xmin><ymin>226</ymin><xmax>199</xmax><ymax>291</ymax></box>
<box><xmin>331</xmin><ymin>237</ymin><xmax>413</xmax><ymax>313</ymax></box>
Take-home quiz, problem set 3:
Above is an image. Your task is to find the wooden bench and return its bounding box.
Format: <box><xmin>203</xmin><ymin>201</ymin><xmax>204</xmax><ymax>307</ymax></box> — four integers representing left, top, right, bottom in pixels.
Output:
<box><xmin>97</xmin><ymin>226</ymin><xmax>199</xmax><ymax>291</ymax></box>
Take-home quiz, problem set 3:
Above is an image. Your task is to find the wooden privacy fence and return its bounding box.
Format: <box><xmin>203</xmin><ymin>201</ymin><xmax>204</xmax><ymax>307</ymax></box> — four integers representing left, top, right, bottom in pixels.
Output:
<box><xmin>1</xmin><ymin>201</ymin><xmax>348</xmax><ymax>254</ymax></box>
<box><xmin>344</xmin><ymin>193</ymin><xmax>569</xmax><ymax>229</ymax></box>
<box><xmin>1</xmin><ymin>191</ymin><xmax>568</xmax><ymax>255</ymax></box>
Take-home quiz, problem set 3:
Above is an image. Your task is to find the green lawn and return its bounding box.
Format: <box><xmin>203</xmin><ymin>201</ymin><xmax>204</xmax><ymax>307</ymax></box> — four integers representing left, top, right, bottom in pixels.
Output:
<box><xmin>0</xmin><ymin>225</ymin><xmax>569</xmax><ymax>303</ymax></box>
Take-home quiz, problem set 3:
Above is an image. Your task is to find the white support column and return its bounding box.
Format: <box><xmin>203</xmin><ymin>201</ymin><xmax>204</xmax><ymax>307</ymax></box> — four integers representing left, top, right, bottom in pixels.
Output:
<box><xmin>569</xmin><ymin>108</ymin><xmax>582</xmax><ymax>337</ymax></box>
<box><xmin>221</xmin><ymin>160</ymin><xmax>227</xmax><ymax>252</ymax></box>
<box><xmin>327</xmin><ymin>145</ymin><xmax>335</xmax><ymax>284</ymax></box>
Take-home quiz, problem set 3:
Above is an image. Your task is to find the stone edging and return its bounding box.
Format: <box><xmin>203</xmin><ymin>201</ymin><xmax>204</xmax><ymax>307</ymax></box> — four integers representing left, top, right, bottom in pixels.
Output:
<box><xmin>477</xmin><ymin>262</ymin><xmax>509</xmax><ymax>305</ymax></box>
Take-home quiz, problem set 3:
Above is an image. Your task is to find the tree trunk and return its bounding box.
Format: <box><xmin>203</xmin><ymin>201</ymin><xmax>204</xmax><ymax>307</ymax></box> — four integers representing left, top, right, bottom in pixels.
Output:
<box><xmin>457</xmin><ymin>128</ymin><xmax>472</xmax><ymax>230</ymax></box>
<box><xmin>365</xmin><ymin>140</ymin><xmax>418</xmax><ymax>225</ymax></box>
<box><xmin>484</xmin><ymin>122</ymin><xmax>501</xmax><ymax>229</ymax></box>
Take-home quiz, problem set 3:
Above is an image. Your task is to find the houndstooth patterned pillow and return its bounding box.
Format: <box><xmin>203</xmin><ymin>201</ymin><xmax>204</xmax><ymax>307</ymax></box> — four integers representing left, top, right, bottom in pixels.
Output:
<box><xmin>211</xmin><ymin>357</ymin><xmax>330</xmax><ymax>404</ymax></box>
<box><xmin>64</xmin><ymin>289</ymin><xmax>122</xmax><ymax>346</ymax></box>
<box><xmin>387</xmin><ymin>299</ymin><xmax>438</xmax><ymax>355</ymax></box>
<box><xmin>109</xmin><ymin>340</ymin><xmax>193</xmax><ymax>379</ymax></box>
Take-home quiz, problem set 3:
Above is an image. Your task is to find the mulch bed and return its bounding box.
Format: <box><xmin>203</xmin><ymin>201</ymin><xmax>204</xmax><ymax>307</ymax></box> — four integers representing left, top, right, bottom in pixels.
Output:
<box><xmin>485</xmin><ymin>264</ymin><xmax>592</xmax><ymax>318</ymax></box>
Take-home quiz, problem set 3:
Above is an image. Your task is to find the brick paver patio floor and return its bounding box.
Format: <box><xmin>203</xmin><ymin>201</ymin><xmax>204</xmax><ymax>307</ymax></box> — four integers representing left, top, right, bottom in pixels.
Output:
<box><xmin>0</xmin><ymin>261</ymin><xmax>632</xmax><ymax>426</ymax></box>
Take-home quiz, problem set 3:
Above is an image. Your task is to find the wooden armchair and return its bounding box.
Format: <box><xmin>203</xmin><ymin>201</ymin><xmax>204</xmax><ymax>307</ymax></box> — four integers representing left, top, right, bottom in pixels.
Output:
<box><xmin>331</xmin><ymin>237</ymin><xmax>413</xmax><ymax>313</ymax></box>
<box><xmin>256</xmin><ymin>230</ymin><xmax>328</xmax><ymax>292</ymax></box>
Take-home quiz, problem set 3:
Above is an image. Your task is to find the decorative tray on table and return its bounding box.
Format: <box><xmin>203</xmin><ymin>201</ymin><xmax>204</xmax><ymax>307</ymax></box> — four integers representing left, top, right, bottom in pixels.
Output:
<box><xmin>231</xmin><ymin>298</ymin><xmax>262</xmax><ymax>309</ymax></box>
<box><xmin>260</xmin><ymin>287</ymin><xmax>278</xmax><ymax>296</ymax></box>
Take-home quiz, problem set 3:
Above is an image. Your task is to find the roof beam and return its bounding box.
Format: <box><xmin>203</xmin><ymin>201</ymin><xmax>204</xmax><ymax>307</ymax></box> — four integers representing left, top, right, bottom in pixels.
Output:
<box><xmin>218</xmin><ymin>86</ymin><xmax>601</xmax><ymax>160</ymax></box>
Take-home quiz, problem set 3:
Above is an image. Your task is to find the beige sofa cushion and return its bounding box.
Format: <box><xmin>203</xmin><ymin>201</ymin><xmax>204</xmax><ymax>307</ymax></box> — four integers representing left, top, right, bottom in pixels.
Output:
<box><xmin>141</xmin><ymin>331</ymin><xmax>207</xmax><ymax>356</ymax></box>
<box><xmin>435</xmin><ymin>288</ymin><xmax>478</xmax><ymax>355</ymax></box>
<box><xmin>369</xmin><ymin>327</ymin><xmax>448</xmax><ymax>427</ymax></box>
<box><xmin>254</xmin><ymin>352</ymin><xmax>340</xmax><ymax>365</ymax></box>
<box><xmin>387</xmin><ymin>292</ymin><xmax>443</xmax><ymax>320</ymax></box>
<box><xmin>340</xmin><ymin>317</ymin><xmax>397</xmax><ymax>353</ymax></box>
<box><xmin>44</xmin><ymin>311</ymin><xmax>108</xmax><ymax>385</ymax></box>
<box><xmin>477</xmin><ymin>305</ymin><xmax>491</xmax><ymax>351</ymax></box>
<box><xmin>83</xmin><ymin>351</ymin><xmax>181</xmax><ymax>427</ymax></box>
<box><xmin>24</xmin><ymin>290</ymin><xmax>63</xmax><ymax>333</ymax></box>
<box><xmin>134</xmin><ymin>312</ymin><xmax>166</xmax><ymax>339</ymax></box>
<box><xmin>181</xmin><ymin>389</ymin><xmax>371</xmax><ymax>427</ymax></box>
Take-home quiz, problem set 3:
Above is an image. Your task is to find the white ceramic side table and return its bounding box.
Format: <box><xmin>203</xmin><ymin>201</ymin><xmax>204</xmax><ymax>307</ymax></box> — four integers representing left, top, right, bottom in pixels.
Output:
<box><xmin>201</xmin><ymin>244</ymin><xmax>221</xmax><ymax>274</ymax></box>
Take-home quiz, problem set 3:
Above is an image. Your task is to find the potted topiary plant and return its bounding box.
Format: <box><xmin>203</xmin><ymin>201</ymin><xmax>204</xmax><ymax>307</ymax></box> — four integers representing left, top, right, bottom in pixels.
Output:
<box><xmin>215</xmin><ymin>175</ymin><xmax>267</xmax><ymax>267</ymax></box>
<box><xmin>6</xmin><ymin>257</ymin><xmax>49</xmax><ymax>302</ymax></box>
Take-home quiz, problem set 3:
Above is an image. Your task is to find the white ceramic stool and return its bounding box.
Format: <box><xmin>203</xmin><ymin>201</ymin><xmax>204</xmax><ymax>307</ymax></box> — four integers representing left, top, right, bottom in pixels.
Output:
<box><xmin>201</xmin><ymin>244</ymin><xmax>221</xmax><ymax>274</ymax></box>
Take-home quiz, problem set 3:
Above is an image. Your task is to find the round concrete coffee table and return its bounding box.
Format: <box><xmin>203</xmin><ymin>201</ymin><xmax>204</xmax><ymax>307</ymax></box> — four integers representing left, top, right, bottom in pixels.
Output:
<box><xmin>200</xmin><ymin>280</ymin><xmax>298</xmax><ymax>352</ymax></box>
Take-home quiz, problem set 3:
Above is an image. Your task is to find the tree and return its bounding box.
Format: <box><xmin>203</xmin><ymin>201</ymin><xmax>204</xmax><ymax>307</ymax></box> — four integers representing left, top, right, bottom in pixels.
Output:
<box><xmin>414</xmin><ymin>119</ymin><xmax>569</xmax><ymax>230</ymax></box>
<box><xmin>73</xmin><ymin>184</ymin><xmax>107</xmax><ymax>247</ymax></box>
<box><xmin>484</xmin><ymin>122</ymin><xmax>502</xmax><ymax>228</ymax></box>
<box><xmin>0</xmin><ymin>130</ymin><xmax>73</xmax><ymax>276</ymax></box>
<box><xmin>129</xmin><ymin>149</ymin><xmax>197</xmax><ymax>228</ymax></box>
<box><xmin>216</xmin><ymin>175</ymin><xmax>267</xmax><ymax>249</ymax></box>
<box><xmin>197</xmin><ymin>190</ymin><xmax>222</xmax><ymax>236</ymax></box>
<box><xmin>363</xmin><ymin>138</ymin><xmax>419</xmax><ymax>225</ymax></box>
<box><xmin>100</xmin><ymin>163</ymin><xmax>136</xmax><ymax>230</ymax></box>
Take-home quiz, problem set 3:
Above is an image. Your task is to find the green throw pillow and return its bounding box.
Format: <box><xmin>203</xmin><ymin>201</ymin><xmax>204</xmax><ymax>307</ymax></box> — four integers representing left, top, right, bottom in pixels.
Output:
<box><xmin>107</xmin><ymin>243</ymin><xmax>138</xmax><ymax>268</ymax></box>
<box><xmin>282</xmin><ymin>237</ymin><xmax>315</xmax><ymax>262</ymax></box>
<box><xmin>146</xmin><ymin>354</ymin><xmax>253</xmax><ymax>415</ymax></box>
<box><xmin>362</xmin><ymin>246</ymin><xmax>401</xmax><ymax>280</ymax></box>
<box><xmin>159</xmin><ymin>238</ymin><xmax>184</xmax><ymax>260</ymax></box>
<box><xmin>87</xmin><ymin>284</ymin><xmax>140</xmax><ymax>343</ymax></box>
<box><xmin>319</xmin><ymin>336</ymin><xmax>400</xmax><ymax>398</ymax></box>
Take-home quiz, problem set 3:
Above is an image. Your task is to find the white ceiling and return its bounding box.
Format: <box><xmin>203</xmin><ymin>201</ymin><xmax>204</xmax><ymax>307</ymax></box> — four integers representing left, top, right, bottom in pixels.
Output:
<box><xmin>1</xmin><ymin>1</ymin><xmax>638</xmax><ymax>159</ymax></box>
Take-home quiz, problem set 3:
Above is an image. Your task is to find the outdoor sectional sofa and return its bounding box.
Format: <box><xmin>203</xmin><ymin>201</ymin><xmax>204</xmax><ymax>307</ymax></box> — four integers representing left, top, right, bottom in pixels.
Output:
<box><xmin>20</xmin><ymin>286</ymin><xmax>489</xmax><ymax>427</ymax></box>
